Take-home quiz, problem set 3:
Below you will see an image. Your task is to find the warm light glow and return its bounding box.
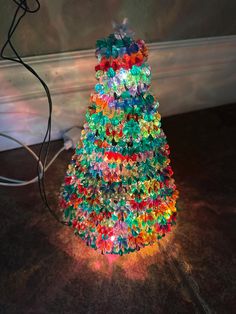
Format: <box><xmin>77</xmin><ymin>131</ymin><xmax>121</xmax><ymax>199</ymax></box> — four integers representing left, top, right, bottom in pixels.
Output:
<box><xmin>59</xmin><ymin>28</ymin><xmax>179</xmax><ymax>255</ymax></box>
<box><xmin>46</xmin><ymin>223</ymin><xmax>178</xmax><ymax>280</ymax></box>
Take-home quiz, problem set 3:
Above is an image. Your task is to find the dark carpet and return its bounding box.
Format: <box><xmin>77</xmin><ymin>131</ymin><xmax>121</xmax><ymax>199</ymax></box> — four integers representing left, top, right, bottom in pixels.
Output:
<box><xmin>0</xmin><ymin>103</ymin><xmax>235</xmax><ymax>314</ymax></box>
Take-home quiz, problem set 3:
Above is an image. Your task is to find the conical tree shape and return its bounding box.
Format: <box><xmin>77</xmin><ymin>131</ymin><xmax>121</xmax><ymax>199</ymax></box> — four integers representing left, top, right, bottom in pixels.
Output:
<box><xmin>59</xmin><ymin>29</ymin><xmax>179</xmax><ymax>255</ymax></box>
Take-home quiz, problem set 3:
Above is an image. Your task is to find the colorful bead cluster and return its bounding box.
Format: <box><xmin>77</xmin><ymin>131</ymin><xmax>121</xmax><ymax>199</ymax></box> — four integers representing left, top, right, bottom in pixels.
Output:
<box><xmin>59</xmin><ymin>31</ymin><xmax>179</xmax><ymax>255</ymax></box>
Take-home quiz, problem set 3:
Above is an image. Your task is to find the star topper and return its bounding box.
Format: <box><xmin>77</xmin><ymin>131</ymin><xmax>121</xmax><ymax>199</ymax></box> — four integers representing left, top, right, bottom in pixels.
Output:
<box><xmin>112</xmin><ymin>18</ymin><xmax>135</xmax><ymax>39</ymax></box>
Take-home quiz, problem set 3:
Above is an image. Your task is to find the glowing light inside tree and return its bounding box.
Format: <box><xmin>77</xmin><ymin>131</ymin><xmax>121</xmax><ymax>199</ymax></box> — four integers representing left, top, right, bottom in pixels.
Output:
<box><xmin>59</xmin><ymin>25</ymin><xmax>179</xmax><ymax>255</ymax></box>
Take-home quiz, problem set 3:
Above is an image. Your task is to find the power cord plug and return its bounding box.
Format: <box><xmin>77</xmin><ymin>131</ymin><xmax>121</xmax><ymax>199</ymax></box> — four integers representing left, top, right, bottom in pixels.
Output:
<box><xmin>0</xmin><ymin>126</ymin><xmax>82</xmax><ymax>186</ymax></box>
<box><xmin>63</xmin><ymin>127</ymin><xmax>82</xmax><ymax>149</ymax></box>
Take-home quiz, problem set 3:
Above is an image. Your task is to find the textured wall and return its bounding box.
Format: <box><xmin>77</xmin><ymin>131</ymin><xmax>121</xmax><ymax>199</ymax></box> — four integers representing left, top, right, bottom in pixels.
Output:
<box><xmin>1</xmin><ymin>0</ymin><xmax>236</xmax><ymax>57</ymax></box>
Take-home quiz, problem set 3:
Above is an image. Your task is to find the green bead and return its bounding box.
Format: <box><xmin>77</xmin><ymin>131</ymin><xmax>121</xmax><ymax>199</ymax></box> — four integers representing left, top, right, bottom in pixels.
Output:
<box><xmin>111</xmin><ymin>117</ymin><xmax>120</xmax><ymax>126</ymax></box>
<box><xmin>107</xmin><ymin>68</ymin><xmax>116</xmax><ymax>78</ymax></box>
<box><xmin>146</xmin><ymin>94</ymin><xmax>154</xmax><ymax>104</ymax></box>
<box><xmin>121</xmin><ymin>91</ymin><xmax>130</xmax><ymax>99</ymax></box>
<box><xmin>96</xmin><ymin>38</ymin><xmax>107</xmax><ymax>48</ymax></box>
<box><xmin>131</xmin><ymin>65</ymin><xmax>141</xmax><ymax>76</ymax></box>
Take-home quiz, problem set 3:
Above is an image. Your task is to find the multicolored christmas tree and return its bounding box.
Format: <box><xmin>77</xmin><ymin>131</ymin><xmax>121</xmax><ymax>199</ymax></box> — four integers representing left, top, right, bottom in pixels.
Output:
<box><xmin>59</xmin><ymin>21</ymin><xmax>179</xmax><ymax>255</ymax></box>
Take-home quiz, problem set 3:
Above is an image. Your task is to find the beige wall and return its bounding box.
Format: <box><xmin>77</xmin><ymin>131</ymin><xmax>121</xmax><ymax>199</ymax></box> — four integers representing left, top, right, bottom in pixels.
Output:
<box><xmin>1</xmin><ymin>0</ymin><xmax>236</xmax><ymax>57</ymax></box>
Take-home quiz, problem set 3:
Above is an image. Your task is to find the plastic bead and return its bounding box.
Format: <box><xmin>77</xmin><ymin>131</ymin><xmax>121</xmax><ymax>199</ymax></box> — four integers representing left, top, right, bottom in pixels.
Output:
<box><xmin>59</xmin><ymin>28</ymin><xmax>179</xmax><ymax>255</ymax></box>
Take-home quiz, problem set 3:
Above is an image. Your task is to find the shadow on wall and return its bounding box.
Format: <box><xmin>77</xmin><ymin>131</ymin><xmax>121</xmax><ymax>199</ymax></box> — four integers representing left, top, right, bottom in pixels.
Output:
<box><xmin>61</xmin><ymin>0</ymin><xmax>122</xmax><ymax>51</ymax></box>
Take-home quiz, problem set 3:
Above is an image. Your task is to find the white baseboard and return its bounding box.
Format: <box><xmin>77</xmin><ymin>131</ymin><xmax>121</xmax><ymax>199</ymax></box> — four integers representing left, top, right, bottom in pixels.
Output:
<box><xmin>0</xmin><ymin>35</ymin><xmax>236</xmax><ymax>151</ymax></box>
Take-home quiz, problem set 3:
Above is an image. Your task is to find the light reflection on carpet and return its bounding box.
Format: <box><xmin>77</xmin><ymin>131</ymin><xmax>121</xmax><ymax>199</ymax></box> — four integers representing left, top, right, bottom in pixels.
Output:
<box><xmin>49</xmin><ymin>226</ymin><xmax>177</xmax><ymax>280</ymax></box>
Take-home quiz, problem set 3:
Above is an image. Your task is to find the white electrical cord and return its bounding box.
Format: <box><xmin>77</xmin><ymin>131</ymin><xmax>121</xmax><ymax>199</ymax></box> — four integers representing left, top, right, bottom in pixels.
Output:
<box><xmin>0</xmin><ymin>133</ymin><xmax>68</xmax><ymax>187</ymax></box>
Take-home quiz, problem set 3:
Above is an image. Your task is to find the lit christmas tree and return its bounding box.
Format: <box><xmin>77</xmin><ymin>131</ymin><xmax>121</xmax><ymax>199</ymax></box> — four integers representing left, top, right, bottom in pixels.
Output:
<box><xmin>59</xmin><ymin>21</ymin><xmax>179</xmax><ymax>255</ymax></box>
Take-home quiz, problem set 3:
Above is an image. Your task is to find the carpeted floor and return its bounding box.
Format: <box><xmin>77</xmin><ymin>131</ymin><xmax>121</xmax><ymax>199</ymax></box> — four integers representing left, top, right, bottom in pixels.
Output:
<box><xmin>0</xmin><ymin>103</ymin><xmax>235</xmax><ymax>314</ymax></box>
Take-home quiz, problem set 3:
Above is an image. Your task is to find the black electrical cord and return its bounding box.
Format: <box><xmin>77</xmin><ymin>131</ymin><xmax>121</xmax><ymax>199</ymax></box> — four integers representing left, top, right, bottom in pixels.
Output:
<box><xmin>13</xmin><ymin>0</ymin><xmax>40</xmax><ymax>12</ymax></box>
<box><xmin>0</xmin><ymin>0</ymin><xmax>67</xmax><ymax>226</ymax></box>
